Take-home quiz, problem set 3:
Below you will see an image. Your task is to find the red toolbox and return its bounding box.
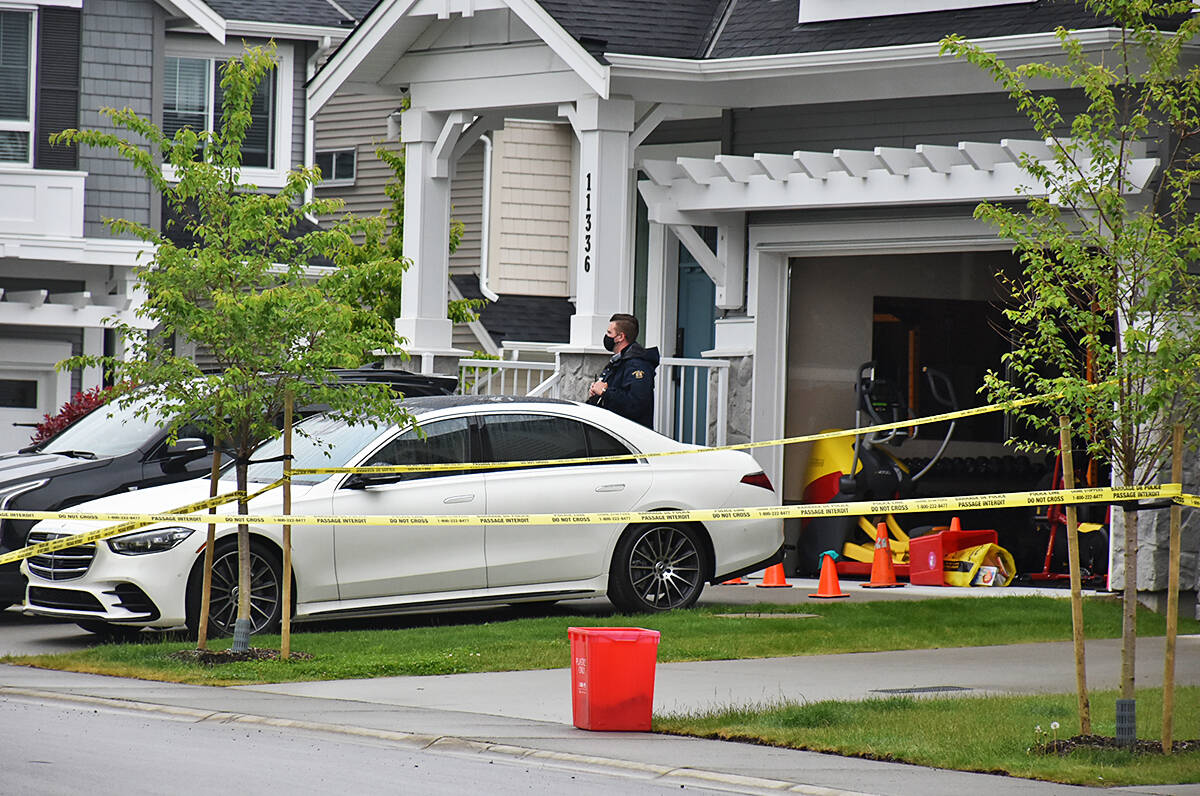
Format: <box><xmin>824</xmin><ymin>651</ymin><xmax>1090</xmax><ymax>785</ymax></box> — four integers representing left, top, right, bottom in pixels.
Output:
<box><xmin>909</xmin><ymin>527</ymin><xmax>997</xmax><ymax>586</ymax></box>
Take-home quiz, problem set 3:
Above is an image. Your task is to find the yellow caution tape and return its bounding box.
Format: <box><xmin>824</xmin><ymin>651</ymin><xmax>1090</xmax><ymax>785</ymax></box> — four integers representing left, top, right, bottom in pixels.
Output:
<box><xmin>0</xmin><ymin>480</ymin><xmax>285</xmax><ymax>568</ymax></box>
<box><xmin>1174</xmin><ymin>493</ymin><xmax>1200</xmax><ymax>509</ymax></box>
<box><xmin>291</xmin><ymin>395</ymin><xmax>1046</xmax><ymax>476</ymax></box>
<box><xmin>0</xmin><ymin>484</ymin><xmax>1184</xmax><ymax>568</ymax></box>
<box><xmin>0</xmin><ymin>492</ymin><xmax>243</xmax><ymax>566</ymax></box>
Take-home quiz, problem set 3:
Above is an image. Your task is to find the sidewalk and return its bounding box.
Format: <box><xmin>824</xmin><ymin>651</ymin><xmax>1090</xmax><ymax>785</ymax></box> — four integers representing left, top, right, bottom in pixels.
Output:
<box><xmin>3</xmin><ymin>628</ymin><xmax>1197</xmax><ymax>795</ymax></box>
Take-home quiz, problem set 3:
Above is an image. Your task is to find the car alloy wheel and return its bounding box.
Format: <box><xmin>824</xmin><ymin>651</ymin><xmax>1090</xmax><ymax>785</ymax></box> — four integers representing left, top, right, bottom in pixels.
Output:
<box><xmin>609</xmin><ymin>523</ymin><xmax>706</xmax><ymax>613</ymax></box>
<box><xmin>189</xmin><ymin>541</ymin><xmax>282</xmax><ymax>637</ymax></box>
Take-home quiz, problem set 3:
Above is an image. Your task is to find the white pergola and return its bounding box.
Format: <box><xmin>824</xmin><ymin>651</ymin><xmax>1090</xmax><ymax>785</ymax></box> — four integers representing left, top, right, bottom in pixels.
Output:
<box><xmin>635</xmin><ymin>139</ymin><xmax>1158</xmax><ymax>484</ymax></box>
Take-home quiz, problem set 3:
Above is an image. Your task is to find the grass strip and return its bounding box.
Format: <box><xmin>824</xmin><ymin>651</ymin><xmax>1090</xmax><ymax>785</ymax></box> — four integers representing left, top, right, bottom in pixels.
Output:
<box><xmin>4</xmin><ymin>596</ymin><xmax>1196</xmax><ymax>685</ymax></box>
<box><xmin>654</xmin><ymin>686</ymin><xmax>1200</xmax><ymax>787</ymax></box>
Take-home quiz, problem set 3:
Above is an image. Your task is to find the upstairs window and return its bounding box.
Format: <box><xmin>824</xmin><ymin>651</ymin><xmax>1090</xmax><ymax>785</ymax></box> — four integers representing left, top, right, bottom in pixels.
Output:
<box><xmin>163</xmin><ymin>55</ymin><xmax>275</xmax><ymax>169</ymax></box>
<box><xmin>315</xmin><ymin>148</ymin><xmax>355</xmax><ymax>185</ymax></box>
<box><xmin>0</xmin><ymin>10</ymin><xmax>33</xmax><ymax>164</ymax></box>
<box><xmin>160</xmin><ymin>39</ymin><xmax>294</xmax><ymax>187</ymax></box>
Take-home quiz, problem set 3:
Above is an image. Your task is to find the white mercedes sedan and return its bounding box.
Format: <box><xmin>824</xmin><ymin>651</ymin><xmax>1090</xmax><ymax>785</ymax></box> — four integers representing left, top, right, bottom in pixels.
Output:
<box><xmin>22</xmin><ymin>397</ymin><xmax>782</xmax><ymax>636</ymax></box>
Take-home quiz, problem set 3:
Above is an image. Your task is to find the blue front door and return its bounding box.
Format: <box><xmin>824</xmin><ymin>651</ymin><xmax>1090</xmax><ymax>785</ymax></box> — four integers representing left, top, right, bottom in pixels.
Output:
<box><xmin>674</xmin><ymin>248</ymin><xmax>716</xmax><ymax>444</ymax></box>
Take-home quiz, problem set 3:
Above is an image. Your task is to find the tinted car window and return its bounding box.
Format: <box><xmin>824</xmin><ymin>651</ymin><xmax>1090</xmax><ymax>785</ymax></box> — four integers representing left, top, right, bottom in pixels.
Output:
<box><xmin>483</xmin><ymin>413</ymin><xmax>632</xmax><ymax>469</ymax></box>
<box><xmin>362</xmin><ymin>418</ymin><xmax>471</xmax><ymax>481</ymax></box>
<box><xmin>585</xmin><ymin>424</ymin><xmax>636</xmax><ymax>461</ymax></box>
<box><xmin>239</xmin><ymin>416</ymin><xmax>389</xmax><ymax>485</ymax></box>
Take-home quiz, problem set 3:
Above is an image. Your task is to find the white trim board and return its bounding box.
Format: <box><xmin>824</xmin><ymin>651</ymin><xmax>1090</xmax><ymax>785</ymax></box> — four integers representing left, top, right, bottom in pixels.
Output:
<box><xmin>799</xmin><ymin>0</ymin><xmax>1034</xmax><ymax>24</ymax></box>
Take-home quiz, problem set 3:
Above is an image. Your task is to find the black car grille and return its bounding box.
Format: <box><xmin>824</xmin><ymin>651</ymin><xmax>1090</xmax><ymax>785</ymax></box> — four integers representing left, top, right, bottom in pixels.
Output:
<box><xmin>106</xmin><ymin>583</ymin><xmax>159</xmax><ymax>619</ymax></box>
<box><xmin>26</xmin><ymin>530</ymin><xmax>96</xmax><ymax>581</ymax></box>
<box><xmin>27</xmin><ymin>586</ymin><xmax>104</xmax><ymax>612</ymax></box>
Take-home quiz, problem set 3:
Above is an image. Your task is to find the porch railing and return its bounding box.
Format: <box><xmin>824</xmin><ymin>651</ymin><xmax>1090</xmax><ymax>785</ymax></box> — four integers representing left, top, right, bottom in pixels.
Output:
<box><xmin>457</xmin><ymin>354</ymin><xmax>729</xmax><ymax>447</ymax></box>
<box><xmin>657</xmin><ymin>356</ymin><xmax>729</xmax><ymax>447</ymax></box>
<box><xmin>456</xmin><ymin>359</ymin><xmax>558</xmax><ymax>397</ymax></box>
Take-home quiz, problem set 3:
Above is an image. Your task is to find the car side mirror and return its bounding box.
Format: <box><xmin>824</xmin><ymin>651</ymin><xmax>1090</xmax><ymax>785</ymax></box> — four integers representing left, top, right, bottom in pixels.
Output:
<box><xmin>166</xmin><ymin>438</ymin><xmax>208</xmax><ymax>459</ymax></box>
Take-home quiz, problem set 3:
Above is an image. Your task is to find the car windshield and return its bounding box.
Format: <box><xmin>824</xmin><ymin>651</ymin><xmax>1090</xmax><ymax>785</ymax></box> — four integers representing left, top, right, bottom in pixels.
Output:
<box><xmin>41</xmin><ymin>396</ymin><xmax>166</xmax><ymax>458</ymax></box>
<box><xmin>234</xmin><ymin>415</ymin><xmax>391</xmax><ymax>485</ymax></box>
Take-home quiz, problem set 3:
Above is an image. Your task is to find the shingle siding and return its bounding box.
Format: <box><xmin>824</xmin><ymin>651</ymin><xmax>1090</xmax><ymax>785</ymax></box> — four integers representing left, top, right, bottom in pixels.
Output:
<box><xmin>728</xmin><ymin>91</ymin><xmax>1090</xmax><ymax>157</ymax></box>
<box><xmin>79</xmin><ymin>0</ymin><xmax>158</xmax><ymax>238</ymax></box>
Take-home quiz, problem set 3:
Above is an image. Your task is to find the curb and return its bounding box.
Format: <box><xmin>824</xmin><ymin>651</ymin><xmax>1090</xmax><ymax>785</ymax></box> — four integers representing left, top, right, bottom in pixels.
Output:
<box><xmin>1</xmin><ymin>686</ymin><xmax>877</xmax><ymax>796</ymax></box>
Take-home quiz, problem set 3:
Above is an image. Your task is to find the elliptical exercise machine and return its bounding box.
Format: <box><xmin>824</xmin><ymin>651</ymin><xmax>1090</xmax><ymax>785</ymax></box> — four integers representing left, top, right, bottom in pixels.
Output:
<box><xmin>796</xmin><ymin>361</ymin><xmax>958</xmax><ymax>577</ymax></box>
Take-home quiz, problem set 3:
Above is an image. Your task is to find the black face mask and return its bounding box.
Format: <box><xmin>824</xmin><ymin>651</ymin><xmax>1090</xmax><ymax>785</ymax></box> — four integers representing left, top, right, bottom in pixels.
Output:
<box><xmin>603</xmin><ymin>334</ymin><xmax>617</xmax><ymax>352</ymax></box>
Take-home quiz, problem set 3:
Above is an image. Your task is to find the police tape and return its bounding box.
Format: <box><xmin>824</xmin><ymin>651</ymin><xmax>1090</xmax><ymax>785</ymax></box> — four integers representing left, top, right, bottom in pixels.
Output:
<box><xmin>1175</xmin><ymin>493</ymin><xmax>1200</xmax><ymax>509</ymax></box>
<box><xmin>0</xmin><ymin>481</ymin><xmax>285</xmax><ymax>568</ymax></box>
<box><xmin>290</xmin><ymin>395</ymin><xmax>1047</xmax><ymax>476</ymax></box>
<box><xmin>0</xmin><ymin>484</ymin><xmax>1184</xmax><ymax>568</ymax></box>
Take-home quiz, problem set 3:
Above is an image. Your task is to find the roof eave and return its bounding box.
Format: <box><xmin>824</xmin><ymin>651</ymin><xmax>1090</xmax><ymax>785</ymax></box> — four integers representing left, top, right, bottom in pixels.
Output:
<box><xmin>157</xmin><ymin>0</ymin><xmax>226</xmax><ymax>44</ymax></box>
<box><xmin>310</xmin><ymin>0</ymin><xmax>609</xmax><ymax>118</ymax></box>
<box><xmin>605</xmin><ymin>27</ymin><xmax>1136</xmax><ymax>82</ymax></box>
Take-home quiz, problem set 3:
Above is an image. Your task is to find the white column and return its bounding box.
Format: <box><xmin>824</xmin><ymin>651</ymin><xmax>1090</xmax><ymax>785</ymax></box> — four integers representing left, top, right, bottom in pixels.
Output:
<box><xmin>396</xmin><ymin>107</ymin><xmax>457</xmax><ymax>352</ymax></box>
<box><xmin>749</xmin><ymin>246</ymin><xmax>789</xmax><ymax>492</ymax></box>
<box><xmin>81</xmin><ymin>327</ymin><xmax>103</xmax><ymax>390</ymax></box>
<box><xmin>563</xmin><ymin>96</ymin><xmax>636</xmax><ymax>347</ymax></box>
<box><xmin>644</xmin><ymin>221</ymin><xmax>678</xmax><ymax>353</ymax></box>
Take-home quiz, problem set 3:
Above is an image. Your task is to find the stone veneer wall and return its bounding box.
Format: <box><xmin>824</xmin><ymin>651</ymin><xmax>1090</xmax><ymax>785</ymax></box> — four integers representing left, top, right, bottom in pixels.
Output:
<box><xmin>554</xmin><ymin>352</ymin><xmax>612</xmax><ymax>406</ymax></box>
<box><xmin>1110</xmin><ymin>449</ymin><xmax>1199</xmax><ymax>618</ymax></box>
<box><xmin>708</xmin><ymin>355</ymin><xmax>753</xmax><ymax>446</ymax></box>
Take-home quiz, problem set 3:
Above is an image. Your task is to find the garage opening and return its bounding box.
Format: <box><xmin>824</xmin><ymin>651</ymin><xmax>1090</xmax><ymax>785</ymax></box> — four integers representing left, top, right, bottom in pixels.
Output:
<box><xmin>783</xmin><ymin>251</ymin><xmax>1078</xmax><ymax>578</ymax></box>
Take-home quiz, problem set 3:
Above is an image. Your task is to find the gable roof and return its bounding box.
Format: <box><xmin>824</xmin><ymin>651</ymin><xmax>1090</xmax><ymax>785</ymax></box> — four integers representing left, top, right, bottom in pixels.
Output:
<box><xmin>536</xmin><ymin>0</ymin><xmax>725</xmax><ymax>60</ymax></box>
<box><xmin>203</xmin><ymin>0</ymin><xmax>363</xmax><ymax>28</ymax></box>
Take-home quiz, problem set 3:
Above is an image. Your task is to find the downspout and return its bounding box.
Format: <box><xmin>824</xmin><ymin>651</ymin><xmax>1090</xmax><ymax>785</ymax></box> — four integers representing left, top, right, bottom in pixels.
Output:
<box><xmin>305</xmin><ymin>36</ymin><xmax>334</xmax><ymax>221</ymax></box>
<box><xmin>478</xmin><ymin>134</ymin><xmax>500</xmax><ymax>301</ymax></box>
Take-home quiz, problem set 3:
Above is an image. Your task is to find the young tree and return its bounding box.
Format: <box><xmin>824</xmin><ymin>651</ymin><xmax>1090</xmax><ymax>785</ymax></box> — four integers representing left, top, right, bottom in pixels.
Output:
<box><xmin>942</xmin><ymin>0</ymin><xmax>1200</xmax><ymax>724</ymax></box>
<box><xmin>53</xmin><ymin>46</ymin><xmax>415</xmax><ymax>651</ymax></box>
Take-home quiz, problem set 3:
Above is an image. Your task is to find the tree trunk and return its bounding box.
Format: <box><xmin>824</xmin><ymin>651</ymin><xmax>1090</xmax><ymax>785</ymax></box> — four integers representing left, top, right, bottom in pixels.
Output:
<box><xmin>232</xmin><ymin>458</ymin><xmax>251</xmax><ymax>652</ymax></box>
<box><xmin>195</xmin><ymin>442</ymin><xmax>222</xmax><ymax>650</ymax></box>
<box><xmin>1120</xmin><ymin>506</ymin><xmax>1137</xmax><ymax>699</ymax></box>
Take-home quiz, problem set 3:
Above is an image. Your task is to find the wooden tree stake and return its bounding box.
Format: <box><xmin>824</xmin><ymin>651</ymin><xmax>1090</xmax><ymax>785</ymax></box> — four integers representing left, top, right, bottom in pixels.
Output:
<box><xmin>1162</xmin><ymin>424</ymin><xmax>1183</xmax><ymax>754</ymax></box>
<box><xmin>1059</xmin><ymin>416</ymin><xmax>1091</xmax><ymax>735</ymax></box>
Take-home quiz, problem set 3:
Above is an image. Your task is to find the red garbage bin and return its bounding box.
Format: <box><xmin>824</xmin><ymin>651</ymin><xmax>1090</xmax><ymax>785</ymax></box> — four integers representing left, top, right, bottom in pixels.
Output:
<box><xmin>568</xmin><ymin>627</ymin><xmax>660</xmax><ymax>731</ymax></box>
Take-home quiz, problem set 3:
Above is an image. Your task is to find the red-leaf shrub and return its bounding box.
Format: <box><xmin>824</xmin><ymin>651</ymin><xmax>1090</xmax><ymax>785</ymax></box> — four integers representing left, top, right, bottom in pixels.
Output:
<box><xmin>30</xmin><ymin>386</ymin><xmax>115</xmax><ymax>445</ymax></box>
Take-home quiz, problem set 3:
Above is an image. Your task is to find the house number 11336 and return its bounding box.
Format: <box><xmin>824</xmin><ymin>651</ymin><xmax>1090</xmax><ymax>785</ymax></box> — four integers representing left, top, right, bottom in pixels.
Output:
<box><xmin>583</xmin><ymin>172</ymin><xmax>592</xmax><ymax>272</ymax></box>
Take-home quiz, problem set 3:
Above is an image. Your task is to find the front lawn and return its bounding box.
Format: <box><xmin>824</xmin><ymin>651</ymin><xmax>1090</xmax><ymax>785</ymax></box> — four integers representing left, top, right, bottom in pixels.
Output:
<box><xmin>4</xmin><ymin>596</ymin><xmax>1195</xmax><ymax>685</ymax></box>
<box><xmin>655</xmin><ymin>687</ymin><xmax>1200</xmax><ymax>787</ymax></box>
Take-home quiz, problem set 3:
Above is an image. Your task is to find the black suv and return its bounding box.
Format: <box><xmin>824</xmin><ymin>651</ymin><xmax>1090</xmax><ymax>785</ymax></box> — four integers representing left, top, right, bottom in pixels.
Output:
<box><xmin>0</xmin><ymin>368</ymin><xmax>456</xmax><ymax>606</ymax></box>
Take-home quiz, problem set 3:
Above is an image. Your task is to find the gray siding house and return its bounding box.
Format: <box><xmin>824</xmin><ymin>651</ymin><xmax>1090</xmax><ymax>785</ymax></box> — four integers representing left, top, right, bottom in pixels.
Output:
<box><xmin>308</xmin><ymin>0</ymin><xmax>1197</xmax><ymax>601</ymax></box>
<box><xmin>0</xmin><ymin>0</ymin><xmax>355</xmax><ymax>451</ymax></box>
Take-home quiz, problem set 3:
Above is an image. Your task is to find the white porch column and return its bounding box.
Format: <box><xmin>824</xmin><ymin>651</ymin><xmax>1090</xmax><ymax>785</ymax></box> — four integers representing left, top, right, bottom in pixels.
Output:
<box><xmin>748</xmin><ymin>246</ymin><xmax>789</xmax><ymax>490</ymax></box>
<box><xmin>561</xmin><ymin>96</ymin><xmax>636</xmax><ymax>347</ymax></box>
<box><xmin>396</xmin><ymin>107</ymin><xmax>457</xmax><ymax>353</ymax></box>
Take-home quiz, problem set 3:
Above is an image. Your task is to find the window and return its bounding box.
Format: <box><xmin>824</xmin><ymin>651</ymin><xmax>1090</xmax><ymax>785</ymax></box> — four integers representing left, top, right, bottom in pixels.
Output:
<box><xmin>160</xmin><ymin>39</ymin><xmax>294</xmax><ymax>186</ymax></box>
<box><xmin>0</xmin><ymin>10</ymin><xmax>33</xmax><ymax>164</ymax></box>
<box><xmin>315</xmin><ymin>149</ymin><xmax>355</xmax><ymax>185</ymax></box>
<box><xmin>482</xmin><ymin>413</ymin><xmax>633</xmax><ymax>469</ymax></box>
<box><xmin>363</xmin><ymin>418</ymin><xmax>472</xmax><ymax>481</ymax></box>
<box><xmin>0</xmin><ymin>378</ymin><xmax>36</xmax><ymax>408</ymax></box>
<box><xmin>163</xmin><ymin>55</ymin><xmax>275</xmax><ymax>168</ymax></box>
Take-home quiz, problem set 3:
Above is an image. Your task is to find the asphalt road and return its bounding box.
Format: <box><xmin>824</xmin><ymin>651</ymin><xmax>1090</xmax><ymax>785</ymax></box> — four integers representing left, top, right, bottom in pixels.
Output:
<box><xmin>2</xmin><ymin>692</ymin><xmax>733</xmax><ymax>796</ymax></box>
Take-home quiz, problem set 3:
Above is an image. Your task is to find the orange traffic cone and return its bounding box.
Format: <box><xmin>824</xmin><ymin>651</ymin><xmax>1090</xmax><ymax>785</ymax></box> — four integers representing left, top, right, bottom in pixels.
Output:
<box><xmin>809</xmin><ymin>550</ymin><xmax>849</xmax><ymax>599</ymax></box>
<box><xmin>721</xmin><ymin>576</ymin><xmax>749</xmax><ymax>585</ymax></box>
<box><xmin>862</xmin><ymin>521</ymin><xmax>904</xmax><ymax>589</ymax></box>
<box><xmin>756</xmin><ymin>563</ymin><xmax>792</xmax><ymax>588</ymax></box>
<box><xmin>949</xmin><ymin>516</ymin><xmax>962</xmax><ymax>532</ymax></box>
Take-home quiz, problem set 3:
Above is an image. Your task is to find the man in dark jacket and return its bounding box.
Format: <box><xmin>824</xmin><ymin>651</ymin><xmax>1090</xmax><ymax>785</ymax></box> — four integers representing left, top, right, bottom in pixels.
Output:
<box><xmin>587</xmin><ymin>313</ymin><xmax>660</xmax><ymax>428</ymax></box>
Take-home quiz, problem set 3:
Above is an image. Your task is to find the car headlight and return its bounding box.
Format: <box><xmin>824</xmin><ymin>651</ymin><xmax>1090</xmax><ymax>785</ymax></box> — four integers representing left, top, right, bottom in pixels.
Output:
<box><xmin>107</xmin><ymin>526</ymin><xmax>194</xmax><ymax>556</ymax></box>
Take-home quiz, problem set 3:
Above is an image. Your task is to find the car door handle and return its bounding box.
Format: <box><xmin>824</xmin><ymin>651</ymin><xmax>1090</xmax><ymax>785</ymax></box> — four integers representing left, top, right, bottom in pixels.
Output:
<box><xmin>595</xmin><ymin>484</ymin><xmax>626</xmax><ymax>493</ymax></box>
<box><xmin>443</xmin><ymin>494</ymin><xmax>476</xmax><ymax>504</ymax></box>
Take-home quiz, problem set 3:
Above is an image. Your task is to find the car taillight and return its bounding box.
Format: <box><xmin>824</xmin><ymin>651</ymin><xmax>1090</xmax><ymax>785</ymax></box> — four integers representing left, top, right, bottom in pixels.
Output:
<box><xmin>740</xmin><ymin>471</ymin><xmax>774</xmax><ymax>491</ymax></box>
